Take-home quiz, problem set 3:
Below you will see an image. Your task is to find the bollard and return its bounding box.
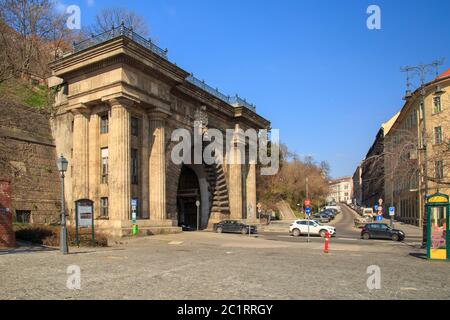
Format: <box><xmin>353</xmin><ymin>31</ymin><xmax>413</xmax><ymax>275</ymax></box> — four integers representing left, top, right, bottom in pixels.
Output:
<box><xmin>324</xmin><ymin>231</ymin><xmax>330</xmax><ymax>253</ymax></box>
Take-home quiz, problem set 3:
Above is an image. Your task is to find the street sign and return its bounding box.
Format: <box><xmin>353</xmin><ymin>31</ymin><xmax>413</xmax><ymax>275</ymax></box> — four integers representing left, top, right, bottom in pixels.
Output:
<box><xmin>304</xmin><ymin>199</ymin><xmax>311</xmax><ymax>207</ymax></box>
<box><xmin>131</xmin><ymin>198</ymin><xmax>138</xmax><ymax>225</ymax></box>
<box><xmin>374</xmin><ymin>205</ymin><xmax>379</xmax><ymax>211</ymax></box>
<box><xmin>377</xmin><ymin>215</ymin><xmax>382</xmax><ymax>221</ymax></box>
<box><xmin>389</xmin><ymin>207</ymin><xmax>395</xmax><ymax>216</ymax></box>
<box><xmin>378</xmin><ymin>198</ymin><xmax>383</xmax><ymax>206</ymax></box>
<box><xmin>305</xmin><ymin>207</ymin><xmax>311</xmax><ymax>216</ymax></box>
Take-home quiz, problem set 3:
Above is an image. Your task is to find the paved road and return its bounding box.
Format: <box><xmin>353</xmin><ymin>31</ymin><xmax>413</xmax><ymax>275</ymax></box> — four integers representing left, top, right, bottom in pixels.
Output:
<box><xmin>257</xmin><ymin>205</ymin><xmax>421</xmax><ymax>247</ymax></box>
<box><xmin>1</xmin><ymin>231</ymin><xmax>446</xmax><ymax>300</ymax></box>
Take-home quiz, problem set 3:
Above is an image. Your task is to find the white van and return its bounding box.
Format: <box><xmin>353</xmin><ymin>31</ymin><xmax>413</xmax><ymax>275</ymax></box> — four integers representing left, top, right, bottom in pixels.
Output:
<box><xmin>362</xmin><ymin>208</ymin><xmax>374</xmax><ymax>218</ymax></box>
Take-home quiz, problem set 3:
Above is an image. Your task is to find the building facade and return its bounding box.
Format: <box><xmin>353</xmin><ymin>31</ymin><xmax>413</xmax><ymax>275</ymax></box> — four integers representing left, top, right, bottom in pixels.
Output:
<box><xmin>360</xmin><ymin>113</ymin><xmax>399</xmax><ymax>209</ymax></box>
<box><xmin>384</xmin><ymin>69</ymin><xmax>450</xmax><ymax>226</ymax></box>
<box><xmin>352</xmin><ymin>164</ymin><xmax>362</xmax><ymax>206</ymax></box>
<box><xmin>328</xmin><ymin>177</ymin><xmax>353</xmax><ymax>204</ymax></box>
<box><xmin>49</xmin><ymin>26</ymin><xmax>270</xmax><ymax>237</ymax></box>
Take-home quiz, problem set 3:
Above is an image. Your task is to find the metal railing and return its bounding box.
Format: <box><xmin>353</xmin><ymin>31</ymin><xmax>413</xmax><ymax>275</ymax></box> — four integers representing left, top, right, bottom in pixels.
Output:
<box><xmin>72</xmin><ymin>24</ymin><xmax>256</xmax><ymax>112</ymax></box>
<box><xmin>187</xmin><ymin>74</ymin><xmax>256</xmax><ymax>112</ymax></box>
<box><xmin>73</xmin><ymin>23</ymin><xmax>168</xmax><ymax>60</ymax></box>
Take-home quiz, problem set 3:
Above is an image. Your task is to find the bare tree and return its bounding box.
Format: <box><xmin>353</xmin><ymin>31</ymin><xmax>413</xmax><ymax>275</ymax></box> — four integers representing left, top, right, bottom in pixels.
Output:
<box><xmin>0</xmin><ymin>0</ymin><xmax>74</xmax><ymax>84</ymax></box>
<box><xmin>85</xmin><ymin>7</ymin><xmax>149</xmax><ymax>36</ymax></box>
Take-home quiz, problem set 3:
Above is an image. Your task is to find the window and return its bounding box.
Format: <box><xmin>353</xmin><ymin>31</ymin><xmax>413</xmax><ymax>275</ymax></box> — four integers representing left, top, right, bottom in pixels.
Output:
<box><xmin>434</xmin><ymin>127</ymin><xmax>443</xmax><ymax>145</ymax></box>
<box><xmin>15</xmin><ymin>210</ymin><xmax>31</xmax><ymax>224</ymax></box>
<box><xmin>131</xmin><ymin>117</ymin><xmax>139</xmax><ymax>136</ymax></box>
<box><xmin>131</xmin><ymin>148</ymin><xmax>138</xmax><ymax>185</ymax></box>
<box><xmin>101</xmin><ymin>148</ymin><xmax>109</xmax><ymax>184</ymax></box>
<box><xmin>435</xmin><ymin>160</ymin><xmax>444</xmax><ymax>180</ymax></box>
<box><xmin>100</xmin><ymin>197</ymin><xmax>109</xmax><ymax>218</ymax></box>
<box><xmin>433</xmin><ymin>96</ymin><xmax>442</xmax><ymax>114</ymax></box>
<box><xmin>100</xmin><ymin>113</ymin><xmax>109</xmax><ymax>134</ymax></box>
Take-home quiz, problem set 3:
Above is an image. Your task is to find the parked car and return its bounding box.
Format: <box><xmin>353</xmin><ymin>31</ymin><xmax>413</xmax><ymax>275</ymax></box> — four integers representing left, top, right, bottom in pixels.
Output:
<box><xmin>289</xmin><ymin>219</ymin><xmax>336</xmax><ymax>237</ymax></box>
<box><xmin>362</xmin><ymin>208</ymin><xmax>374</xmax><ymax>218</ymax></box>
<box><xmin>214</xmin><ymin>220</ymin><xmax>257</xmax><ymax>235</ymax></box>
<box><xmin>325</xmin><ymin>205</ymin><xmax>341</xmax><ymax>213</ymax></box>
<box><xmin>321</xmin><ymin>210</ymin><xmax>336</xmax><ymax>219</ymax></box>
<box><xmin>360</xmin><ymin>223</ymin><xmax>405</xmax><ymax>241</ymax></box>
<box><xmin>178</xmin><ymin>223</ymin><xmax>196</xmax><ymax>231</ymax></box>
<box><xmin>313</xmin><ymin>213</ymin><xmax>331</xmax><ymax>223</ymax></box>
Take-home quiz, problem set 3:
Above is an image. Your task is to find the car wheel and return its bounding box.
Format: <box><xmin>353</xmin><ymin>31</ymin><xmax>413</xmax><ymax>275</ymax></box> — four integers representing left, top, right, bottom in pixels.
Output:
<box><xmin>216</xmin><ymin>227</ymin><xmax>223</xmax><ymax>233</ymax></box>
<box><xmin>292</xmin><ymin>229</ymin><xmax>301</xmax><ymax>237</ymax></box>
<box><xmin>362</xmin><ymin>232</ymin><xmax>370</xmax><ymax>240</ymax></box>
<box><xmin>241</xmin><ymin>227</ymin><xmax>248</xmax><ymax>235</ymax></box>
<box><xmin>319</xmin><ymin>230</ymin><xmax>327</xmax><ymax>238</ymax></box>
<box><xmin>391</xmin><ymin>234</ymin><xmax>399</xmax><ymax>241</ymax></box>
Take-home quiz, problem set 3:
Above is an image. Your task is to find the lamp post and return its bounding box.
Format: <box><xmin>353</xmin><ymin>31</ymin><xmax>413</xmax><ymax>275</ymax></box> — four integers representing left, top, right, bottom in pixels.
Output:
<box><xmin>401</xmin><ymin>59</ymin><xmax>444</xmax><ymax>247</ymax></box>
<box><xmin>195</xmin><ymin>200</ymin><xmax>200</xmax><ymax>232</ymax></box>
<box><xmin>56</xmin><ymin>154</ymin><xmax>69</xmax><ymax>255</ymax></box>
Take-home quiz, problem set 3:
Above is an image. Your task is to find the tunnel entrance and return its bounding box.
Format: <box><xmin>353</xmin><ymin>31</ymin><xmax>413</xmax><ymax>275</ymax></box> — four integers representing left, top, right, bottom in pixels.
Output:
<box><xmin>177</xmin><ymin>166</ymin><xmax>202</xmax><ymax>230</ymax></box>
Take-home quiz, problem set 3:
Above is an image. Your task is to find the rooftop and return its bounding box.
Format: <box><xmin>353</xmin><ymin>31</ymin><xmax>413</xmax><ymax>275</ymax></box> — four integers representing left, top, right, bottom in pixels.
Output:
<box><xmin>71</xmin><ymin>23</ymin><xmax>256</xmax><ymax>112</ymax></box>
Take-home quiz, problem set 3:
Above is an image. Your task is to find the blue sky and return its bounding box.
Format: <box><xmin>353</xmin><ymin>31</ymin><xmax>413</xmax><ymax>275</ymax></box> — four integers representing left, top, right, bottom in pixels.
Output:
<box><xmin>64</xmin><ymin>0</ymin><xmax>450</xmax><ymax>178</ymax></box>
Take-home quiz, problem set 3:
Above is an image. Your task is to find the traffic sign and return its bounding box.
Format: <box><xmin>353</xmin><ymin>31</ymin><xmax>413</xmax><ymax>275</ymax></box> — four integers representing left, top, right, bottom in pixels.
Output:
<box><xmin>389</xmin><ymin>207</ymin><xmax>395</xmax><ymax>216</ymax></box>
<box><xmin>305</xmin><ymin>207</ymin><xmax>311</xmax><ymax>216</ymax></box>
<box><xmin>374</xmin><ymin>205</ymin><xmax>378</xmax><ymax>211</ymax></box>
<box><xmin>304</xmin><ymin>199</ymin><xmax>311</xmax><ymax>207</ymax></box>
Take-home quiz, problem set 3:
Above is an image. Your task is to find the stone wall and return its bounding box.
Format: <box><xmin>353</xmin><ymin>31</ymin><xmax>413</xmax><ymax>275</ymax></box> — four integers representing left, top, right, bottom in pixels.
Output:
<box><xmin>0</xmin><ymin>101</ymin><xmax>61</xmax><ymax>224</ymax></box>
<box><xmin>0</xmin><ymin>179</ymin><xmax>15</xmax><ymax>247</ymax></box>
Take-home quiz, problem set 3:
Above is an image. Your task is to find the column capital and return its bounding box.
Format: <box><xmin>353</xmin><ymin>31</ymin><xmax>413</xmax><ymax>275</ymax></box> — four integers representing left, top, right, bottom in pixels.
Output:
<box><xmin>149</xmin><ymin>109</ymin><xmax>170</xmax><ymax>122</ymax></box>
<box><xmin>71</xmin><ymin>103</ymin><xmax>90</xmax><ymax>116</ymax></box>
<box><xmin>102</xmin><ymin>94</ymin><xmax>140</xmax><ymax>109</ymax></box>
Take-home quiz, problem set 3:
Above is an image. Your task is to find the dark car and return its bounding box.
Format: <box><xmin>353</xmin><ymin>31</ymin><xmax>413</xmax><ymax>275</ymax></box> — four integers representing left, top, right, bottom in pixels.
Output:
<box><xmin>214</xmin><ymin>220</ymin><xmax>257</xmax><ymax>235</ymax></box>
<box><xmin>313</xmin><ymin>214</ymin><xmax>331</xmax><ymax>224</ymax></box>
<box><xmin>321</xmin><ymin>210</ymin><xmax>335</xmax><ymax>219</ymax></box>
<box><xmin>178</xmin><ymin>223</ymin><xmax>196</xmax><ymax>231</ymax></box>
<box><xmin>361</xmin><ymin>223</ymin><xmax>405</xmax><ymax>241</ymax></box>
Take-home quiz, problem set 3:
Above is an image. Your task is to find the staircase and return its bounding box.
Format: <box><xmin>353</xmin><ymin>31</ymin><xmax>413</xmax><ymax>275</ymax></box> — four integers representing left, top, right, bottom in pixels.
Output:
<box><xmin>204</xmin><ymin>161</ymin><xmax>230</xmax><ymax>224</ymax></box>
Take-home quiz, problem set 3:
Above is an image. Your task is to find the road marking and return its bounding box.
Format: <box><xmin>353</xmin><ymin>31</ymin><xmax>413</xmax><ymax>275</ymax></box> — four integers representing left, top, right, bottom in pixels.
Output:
<box><xmin>168</xmin><ymin>241</ymin><xmax>183</xmax><ymax>245</ymax></box>
<box><xmin>337</xmin><ymin>238</ymin><xmax>358</xmax><ymax>241</ymax></box>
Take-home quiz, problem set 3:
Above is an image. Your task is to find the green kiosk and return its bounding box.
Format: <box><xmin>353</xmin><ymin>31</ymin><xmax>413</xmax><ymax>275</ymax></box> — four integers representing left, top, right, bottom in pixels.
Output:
<box><xmin>426</xmin><ymin>193</ymin><xmax>449</xmax><ymax>261</ymax></box>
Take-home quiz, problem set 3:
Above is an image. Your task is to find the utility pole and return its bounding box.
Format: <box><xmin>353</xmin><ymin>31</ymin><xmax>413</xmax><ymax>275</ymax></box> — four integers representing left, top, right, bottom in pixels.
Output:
<box><xmin>306</xmin><ymin>177</ymin><xmax>309</xmax><ymax>199</ymax></box>
<box><xmin>401</xmin><ymin>59</ymin><xmax>444</xmax><ymax>247</ymax></box>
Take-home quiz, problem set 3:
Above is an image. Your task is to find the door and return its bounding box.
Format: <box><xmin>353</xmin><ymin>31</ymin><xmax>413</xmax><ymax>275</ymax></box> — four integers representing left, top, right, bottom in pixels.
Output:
<box><xmin>378</xmin><ymin>224</ymin><xmax>391</xmax><ymax>239</ymax></box>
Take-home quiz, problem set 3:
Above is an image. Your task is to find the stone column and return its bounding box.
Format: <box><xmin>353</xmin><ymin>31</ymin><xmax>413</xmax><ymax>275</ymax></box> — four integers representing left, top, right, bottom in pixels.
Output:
<box><xmin>141</xmin><ymin>113</ymin><xmax>150</xmax><ymax>219</ymax></box>
<box><xmin>228</xmin><ymin>125</ymin><xmax>244</xmax><ymax>219</ymax></box>
<box><xmin>246</xmin><ymin>161</ymin><xmax>257</xmax><ymax>222</ymax></box>
<box><xmin>108</xmin><ymin>98</ymin><xmax>132</xmax><ymax>221</ymax></box>
<box><xmin>72</xmin><ymin>106</ymin><xmax>90</xmax><ymax>201</ymax></box>
<box><xmin>88</xmin><ymin>113</ymin><xmax>100</xmax><ymax>215</ymax></box>
<box><xmin>149</xmin><ymin>111</ymin><xmax>168</xmax><ymax>221</ymax></box>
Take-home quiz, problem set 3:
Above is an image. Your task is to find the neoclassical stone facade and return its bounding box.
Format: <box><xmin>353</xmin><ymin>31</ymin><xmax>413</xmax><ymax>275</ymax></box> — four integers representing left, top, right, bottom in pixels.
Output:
<box><xmin>49</xmin><ymin>27</ymin><xmax>269</xmax><ymax>237</ymax></box>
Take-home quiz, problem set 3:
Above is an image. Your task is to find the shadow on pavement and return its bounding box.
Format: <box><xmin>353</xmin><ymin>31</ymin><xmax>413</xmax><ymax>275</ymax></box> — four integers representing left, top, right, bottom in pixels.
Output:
<box><xmin>409</xmin><ymin>252</ymin><xmax>427</xmax><ymax>260</ymax></box>
<box><xmin>0</xmin><ymin>243</ymin><xmax>58</xmax><ymax>255</ymax></box>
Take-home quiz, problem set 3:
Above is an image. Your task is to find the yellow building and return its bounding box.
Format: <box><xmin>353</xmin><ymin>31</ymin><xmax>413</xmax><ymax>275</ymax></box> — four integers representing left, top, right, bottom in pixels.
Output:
<box><xmin>384</xmin><ymin>68</ymin><xmax>450</xmax><ymax>227</ymax></box>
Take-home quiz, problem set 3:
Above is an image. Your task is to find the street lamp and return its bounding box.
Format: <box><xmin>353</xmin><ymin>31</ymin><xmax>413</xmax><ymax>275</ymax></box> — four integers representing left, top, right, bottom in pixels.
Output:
<box><xmin>195</xmin><ymin>200</ymin><xmax>200</xmax><ymax>232</ymax></box>
<box><xmin>56</xmin><ymin>154</ymin><xmax>69</xmax><ymax>255</ymax></box>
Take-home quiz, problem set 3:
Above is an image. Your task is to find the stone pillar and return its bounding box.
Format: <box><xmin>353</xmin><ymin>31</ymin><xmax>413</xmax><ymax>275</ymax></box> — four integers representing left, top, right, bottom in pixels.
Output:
<box><xmin>149</xmin><ymin>111</ymin><xmax>168</xmax><ymax>221</ymax></box>
<box><xmin>72</xmin><ymin>106</ymin><xmax>90</xmax><ymax>201</ymax></box>
<box><xmin>228</xmin><ymin>125</ymin><xmax>244</xmax><ymax>219</ymax></box>
<box><xmin>89</xmin><ymin>113</ymin><xmax>100</xmax><ymax>215</ymax></box>
<box><xmin>108</xmin><ymin>98</ymin><xmax>132</xmax><ymax>221</ymax></box>
<box><xmin>246</xmin><ymin>161</ymin><xmax>257</xmax><ymax>222</ymax></box>
<box><xmin>141</xmin><ymin>113</ymin><xmax>150</xmax><ymax>219</ymax></box>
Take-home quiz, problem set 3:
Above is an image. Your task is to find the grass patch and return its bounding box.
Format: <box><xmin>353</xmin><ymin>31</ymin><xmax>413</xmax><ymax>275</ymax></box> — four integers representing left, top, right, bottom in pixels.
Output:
<box><xmin>0</xmin><ymin>79</ymin><xmax>53</xmax><ymax>111</ymax></box>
